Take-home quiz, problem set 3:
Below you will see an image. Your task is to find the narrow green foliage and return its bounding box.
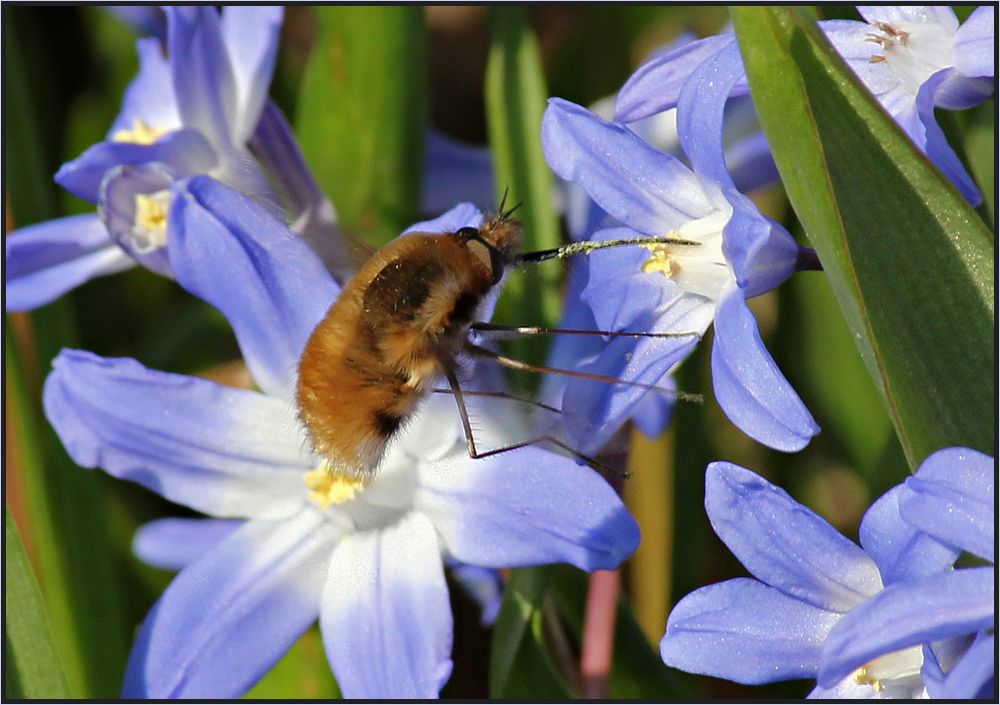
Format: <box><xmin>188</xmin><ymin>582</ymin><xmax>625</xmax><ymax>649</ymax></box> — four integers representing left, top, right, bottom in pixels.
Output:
<box><xmin>297</xmin><ymin>7</ymin><xmax>428</xmax><ymax>247</ymax></box>
<box><xmin>488</xmin><ymin>567</ymin><xmax>569</xmax><ymax>698</ymax></box>
<box><xmin>485</xmin><ymin>7</ymin><xmax>562</xmax><ymax>378</ymax></box>
<box><xmin>731</xmin><ymin>7</ymin><xmax>995</xmax><ymax>469</ymax></box>
<box><xmin>4</xmin><ymin>509</ymin><xmax>71</xmax><ymax>699</ymax></box>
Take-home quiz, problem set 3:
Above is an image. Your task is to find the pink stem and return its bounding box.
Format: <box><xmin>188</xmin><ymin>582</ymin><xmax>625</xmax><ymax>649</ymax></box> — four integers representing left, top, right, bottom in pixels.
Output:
<box><xmin>579</xmin><ymin>568</ymin><xmax>620</xmax><ymax>698</ymax></box>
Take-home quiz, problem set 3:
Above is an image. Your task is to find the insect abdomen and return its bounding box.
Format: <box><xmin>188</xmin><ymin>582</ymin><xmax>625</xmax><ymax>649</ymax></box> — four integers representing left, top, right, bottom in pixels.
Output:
<box><xmin>296</xmin><ymin>233</ymin><xmax>494</xmax><ymax>480</ymax></box>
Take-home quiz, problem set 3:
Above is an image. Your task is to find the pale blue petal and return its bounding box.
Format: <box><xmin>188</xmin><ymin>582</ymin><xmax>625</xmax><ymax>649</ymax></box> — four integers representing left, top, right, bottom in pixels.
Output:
<box><xmin>416</xmin><ymin>448</ymin><xmax>639</xmax><ymax>571</ymax></box>
<box><xmin>676</xmin><ymin>39</ymin><xmax>745</xmax><ymax>189</ymax></box>
<box><xmin>723</xmin><ymin>190</ymin><xmax>800</xmax><ymax>296</ymax></box>
<box><xmin>581</xmin><ymin>226</ymin><xmax>671</xmax><ymax>333</ymax></box>
<box><xmin>821</xmin><ymin>19</ymin><xmax>898</xmax><ymax>96</ymax></box>
<box><xmin>859</xmin><ymin>486</ymin><xmax>959</xmax><ymax>585</ymax></box>
<box><xmin>561</xmin><ymin>330</ymin><xmax>698</xmax><ymax>456</ymax></box>
<box><xmin>856</xmin><ymin>6</ymin><xmax>958</xmax><ymax>32</ymax></box>
<box><xmin>726</xmin><ymin>131</ymin><xmax>780</xmax><ymax>194</ymax></box>
<box><xmin>133</xmin><ymin>518</ymin><xmax>242</xmax><ymax>571</ymax></box>
<box><xmin>108</xmin><ymin>37</ymin><xmax>180</xmax><ymax>138</ymax></box>
<box><xmin>940</xmin><ymin>632</ymin><xmax>995</xmax><ymax>699</ymax></box>
<box><xmin>43</xmin><ymin>350</ymin><xmax>310</xmax><ymax>519</ymax></box>
<box><xmin>422</xmin><ymin>130</ymin><xmax>496</xmax><ymax>214</ymax></box>
<box><xmin>220</xmin><ymin>6</ymin><xmax>283</xmax><ymax>142</ymax></box>
<box><xmin>710</xmin><ymin>291</ymin><xmax>819</xmax><ymax>452</ymax></box>
<box><xmin>321</xmin><ymin>512</ymin><xmax>453</xmax><ymax>698</ymax></box>
<box><xmin>56</xmin><ymin>128</ymin><xmax>217</xmax><ymax>204</ymax></box>
<box><xmin>900</xmin><ymin>446</ymin><xmax>994</xmax><ymax>562</ymax></box>
<box><xmin>166</xmin><ymin>7</ymin><xmax>238</xmax><ymax>148</ymax></box>
<box><xmin>404</xmin><ymin>201</ymin><xmax>482</xmax><ymax>235</ymax></box>
<box><xmin>818</xmin><ymin>566</ymin><xmax>995</xmax><ymax>687</ymax></box>
<box><xmin>705</xmin><ymin>462</ymin><xmax>881</xmax><ymax>612</ymax></box>
<box><xmin>248</xmin><ymin>101</ymin><xmax>362</xmax><ymax>285</ymax></box>
<box><xmin>615</xmin><ymin>33</ymin><xmax>744</xmax><ymax>123</ymax></box>
<box><xmin>5</xmin><ymin>214</ymin><xmax>134</xmax><ymax>312</ymax></box>
<box><xmin>660</xmin><ymin>578</ymin><xmax>838</xmax><ymax>684</ymax></box>
<box><xmin>953</xmin><ymin>6</ymin><xmax>995</xmax><ymax>78</ymax></box>
<box><xmin>542</xmin><ymin>98</ymin><xmax>713</xmax><ymax>235</ymax></box>
<box><xmin>631</xmin><ymin>380</ymin><xmax>675</xmax><ymax>438</ymax></box>
<box><xmin>916</xmin><ymin>69</ymin><xmax>983</xmax><ymax>205</ymax></box>
<box><xmin>168</xmin><ymin>176</ymin><xmax>340</xmax><ymax>398</ymax></box>
<box><xmin>123</xmin><ymin>511</ymin><xmax>336</xmax><ymax>698</ymax></box>
<box><xmin>447</xmin><ymin>563</ymin><xmax>503</xmax><ymax>626</ymax></box>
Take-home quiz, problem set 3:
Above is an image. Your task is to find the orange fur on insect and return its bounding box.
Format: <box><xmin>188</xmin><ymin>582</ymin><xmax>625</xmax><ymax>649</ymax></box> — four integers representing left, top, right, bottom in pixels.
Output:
<box><xmin>297</xmin><ymin>215</ymin><xmax>523</xmax><ymax>482</ymax></box>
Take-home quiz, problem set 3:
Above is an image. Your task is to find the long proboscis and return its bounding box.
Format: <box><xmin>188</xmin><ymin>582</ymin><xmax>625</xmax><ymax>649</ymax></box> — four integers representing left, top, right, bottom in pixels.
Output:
<box><xmin>514</xmin><ymin>235</ymin><xmax>700</xmax><ymax>266</ymax></box>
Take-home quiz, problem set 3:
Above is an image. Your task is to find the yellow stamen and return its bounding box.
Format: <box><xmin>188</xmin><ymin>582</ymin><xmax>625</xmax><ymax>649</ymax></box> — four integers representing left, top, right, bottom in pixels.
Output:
<box><xmin>135</xmin><ymin>193</ymin><xmax>168</xmax><ymax>231</ymax></box>
<box><xmin>112</xmin><ymin>118</ymin><xmax>167</xmax><ymax>146</ymax></box>
<box><xmin>304</xmin><ymin>465</ymin><xmax>366</xmax><ymax>509</ymax></box>
<box><xmin>642</xmin><ymin>241</ymin><xmax>681</xmax><ymax>277</ymax></box>
<box><xmin>131</xmin><ymin>191</ymin><xmax>171</xmax><ymax>251</ymax></box>
<box><xmin>853</xmin><ymin>666</ymin><xmax>885</xmax><ymax>692</ymax></box>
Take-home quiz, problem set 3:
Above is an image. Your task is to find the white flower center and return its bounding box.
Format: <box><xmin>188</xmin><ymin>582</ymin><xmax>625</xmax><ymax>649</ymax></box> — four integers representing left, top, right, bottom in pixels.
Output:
<box><xmin>865</xmin><ymin>19</ymin><xmax>955</xmax><ymax>94</ymax></box>
<box><xmin>112</xmin><ymin>118</ymin><xmax>168</xmax><ymax>146</ymax></box>
<box><xmin>852</xmin><ymin>645</ymin><xmax>926</xmax><ymax>698</ymax></box>
<box><xmin>131</xmin><ymin>190</ymin><xmax>171</xmax><ymax>253</ymax></box>
<box><xmin>641</xmin><ymin>208</ymin><xmax>733</xmax><ymax>301</ymax></box>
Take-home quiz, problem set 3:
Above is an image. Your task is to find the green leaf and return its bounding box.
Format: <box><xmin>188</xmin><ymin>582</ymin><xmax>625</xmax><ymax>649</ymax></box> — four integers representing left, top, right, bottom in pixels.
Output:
<box><xmin>485</xmin><ymin>7</ymin><xmax>563</xmax><ymax>377</ymax></box>
<box><xmin>4</xmin><ymin>508</ymin><xmax>71</xmax><ymax>699</ymax></box>
<box><xmin>488</xmin><ymin>567</ymin><xmax>570</xmax><ymax>698</ymax></box>
<box><xmin>6</xmin><ymin>324</ymin><xmax>131</xmax><ymax>698</ymax></box>
<box><xmin>731</xmin><ymin>7</ymin><xmax>994</xmax><ymax>469</ymax></box>
<box><xmin>296</xmin><ymin>7</ymin><xmax>428</xmax><ymax>247</ymax></box>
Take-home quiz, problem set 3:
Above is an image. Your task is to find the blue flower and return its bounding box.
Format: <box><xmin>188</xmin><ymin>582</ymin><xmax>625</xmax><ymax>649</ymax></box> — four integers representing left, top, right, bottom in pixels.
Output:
<box><xmin>660</xmin><ymin>454</ymin><xmax>993</xmax><ymax>698</ymax></box>
<box><xmin>818</xmin><ymin>447</ymin><xmax>995</xmax><ymax>699</ymax></box>
<box><xmin>615</xmin><ymin>7</ymin><xmax>994</xmax><ymax>205</ymax></box>
<box><xmin>542</xmin><ymin>39</ymin><xmax>818</xmax><ymax>456</ymax></box>
<box><xmin>6</xmin><ymin>6</ymin><xmax>287</xmax><ymax>311</ymax></box>
<box><xmin>42</xmin><ymin>186</ymin><xmax>640</xmax><ymax>698</ymax></box>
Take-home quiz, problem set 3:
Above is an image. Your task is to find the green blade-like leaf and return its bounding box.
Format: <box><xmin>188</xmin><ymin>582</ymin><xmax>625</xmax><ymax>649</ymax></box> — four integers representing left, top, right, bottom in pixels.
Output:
<box><xmin>296</xmin><ymin>6</ymin><xmax>427</xmax><ymax>247</ymax></box>
<box><xmin>485</xmin><ymin>7</ymin><xmax>562</xmax><ymax>376</ymax></box>
<box><xmin>488</xmin><ymin>567</ymin><xmax>570</xmax><ymax>698</ymax></box>
<box><xmin>4</xmin><ymin>508</ymin><xmax>71</xmax><ymax>699</ymax></box>
<box><xmin>731</xmin><ymin>7</ymin><xmax>994</xmax><ymax>469</ymax></box>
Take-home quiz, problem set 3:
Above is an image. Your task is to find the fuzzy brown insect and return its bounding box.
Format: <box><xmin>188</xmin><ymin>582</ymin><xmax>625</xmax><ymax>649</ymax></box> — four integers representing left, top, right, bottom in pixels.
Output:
<box><xmin>297</xmin><ymin>213</ymin><xmax>523</xmax><ymax>482</ymax></box>
<box><xmin>297</xmin><ymin>202</ymin><xmax>702</xmax><ymax>484</ymax></box>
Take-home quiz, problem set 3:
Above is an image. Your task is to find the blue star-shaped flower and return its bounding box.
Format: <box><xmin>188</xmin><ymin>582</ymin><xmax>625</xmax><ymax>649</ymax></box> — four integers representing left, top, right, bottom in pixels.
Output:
<box><xmin>43</xmin><ymin>187</ymin><xmax>641</xmax><ymax>698</ymax></box>
<box><xmin>542</xmin><ymin>39</ymin><xmax>819</xmax><ymax>455</ymax></box>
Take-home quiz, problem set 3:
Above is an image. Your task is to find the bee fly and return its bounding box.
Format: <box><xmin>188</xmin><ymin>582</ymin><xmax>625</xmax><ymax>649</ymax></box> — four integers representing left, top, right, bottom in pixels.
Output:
<box><xmin>297</xmin><ymin>197</ymin><xmax>701</xmax><ymax>484</ymax></box>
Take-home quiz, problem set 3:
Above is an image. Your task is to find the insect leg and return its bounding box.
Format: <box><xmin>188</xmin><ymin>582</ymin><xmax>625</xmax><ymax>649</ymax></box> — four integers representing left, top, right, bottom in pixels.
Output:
<box><xmin>430</xmin><ymin>387</ymin><xmax>561</xmax><ymax>415</ymax></box>
<box><xmin>441</xmin><ymin>366</ymin><xmax>618</xmax><ymax>476</ymax></box>
<box><xmin>463</xmin><ymin>341</ymin><xmax>704</xmax><ymax>403</ymax></box>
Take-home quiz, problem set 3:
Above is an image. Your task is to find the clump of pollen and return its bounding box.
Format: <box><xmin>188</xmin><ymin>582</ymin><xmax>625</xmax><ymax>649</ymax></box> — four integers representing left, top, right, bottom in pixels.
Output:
<box><xmin>641</xmin><ymin>230</ymin><xmax>684</xmax><ymax>277</ymax></box>
<box><xmin>112</xmin><ymin>118</ymin><xmax>168</xmax><ymax>146</ymax></box>
<box><xmin>304</xmin><ymin>461</ymin><xmax>367</xmax><ymax>509</ymax></box>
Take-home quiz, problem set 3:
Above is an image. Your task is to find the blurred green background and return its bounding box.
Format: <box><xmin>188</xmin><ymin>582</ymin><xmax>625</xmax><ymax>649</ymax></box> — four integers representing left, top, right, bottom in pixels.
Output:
<box><xmin>3</xmin><ymin>5</ymin><xmax>993</xmax><ymax>700</ymax></box>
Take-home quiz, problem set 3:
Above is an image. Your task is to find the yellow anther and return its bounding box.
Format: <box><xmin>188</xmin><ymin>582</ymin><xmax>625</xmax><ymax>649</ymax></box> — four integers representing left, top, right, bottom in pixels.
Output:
<box><xmin>112</xmin><ymin>118</ymin><xmax>168</xmax><ymax>146</ymax></box>
<box><xmin>854</xmin><ymin>666</ymin><xmax>883</xmax><ymax>691</ymax></box>
<box><xmin>304</xmin><ymin>466</ymin><xmax>366</xmax><ymax>509</ymax></box>
<box><xmin>642</xmin><ymin>244</ymin><xmax>680</xmax><ymax>277</ymax></box>
<box><xmin>135</xmin><ymin>193</ymin><xmax>168</xmax><ymax>231</ymax></box>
